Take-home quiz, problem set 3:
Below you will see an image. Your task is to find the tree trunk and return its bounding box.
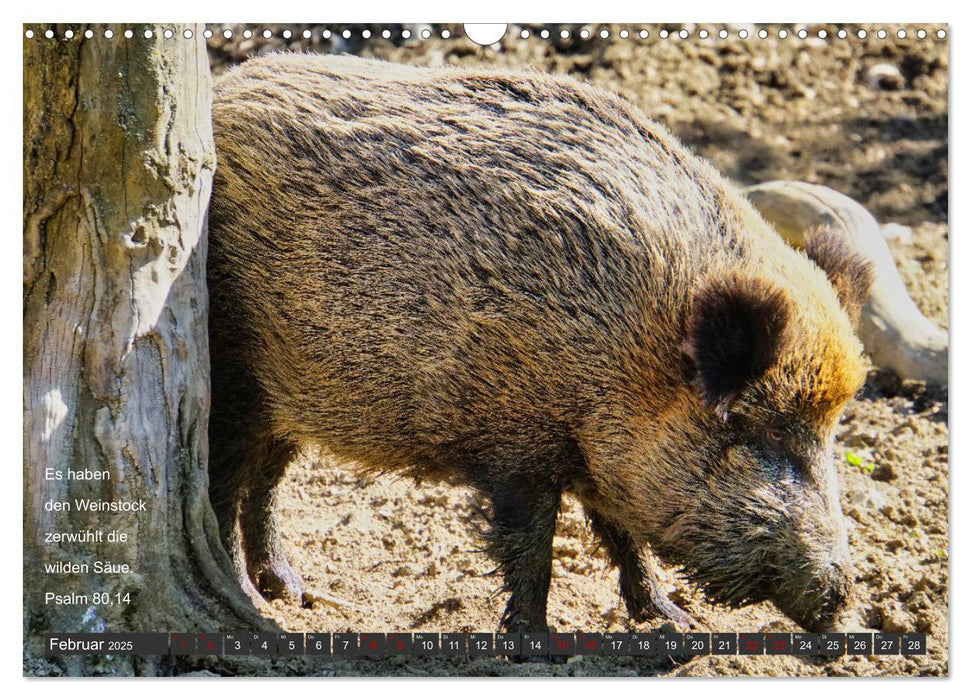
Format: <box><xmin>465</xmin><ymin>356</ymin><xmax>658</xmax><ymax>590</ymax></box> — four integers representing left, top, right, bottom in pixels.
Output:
<box><xmin>23</xmin><ymin>23</ymin><xmax>271</xmax><ymax>676</ymax></box>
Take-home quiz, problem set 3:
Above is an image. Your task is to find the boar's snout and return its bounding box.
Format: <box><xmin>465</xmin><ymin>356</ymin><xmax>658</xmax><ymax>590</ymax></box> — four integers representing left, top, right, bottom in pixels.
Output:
<box><xmin>774</xmin><ymin>561</ymin><xmax>853</xmax><ymax>632</ymax></box>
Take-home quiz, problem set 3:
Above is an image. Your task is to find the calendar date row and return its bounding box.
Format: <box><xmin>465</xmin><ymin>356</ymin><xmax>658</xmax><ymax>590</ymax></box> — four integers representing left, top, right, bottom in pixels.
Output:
<box><xmin>47</xmin><ymin>631</ymin><xmax>927</xmax><ymax>657</ymax></box>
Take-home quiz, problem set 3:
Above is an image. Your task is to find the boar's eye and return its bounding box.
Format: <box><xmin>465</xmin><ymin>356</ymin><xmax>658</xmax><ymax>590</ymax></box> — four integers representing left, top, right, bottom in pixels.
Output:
<box><xmin>759</xmin><ymin>425</ymin><xmax>813</xmax><ymax>480</ymax></box>
<box><xmin>759</xmin><ymin>426</ymin><xmax>790</xmax><ymax>462</ymax></box>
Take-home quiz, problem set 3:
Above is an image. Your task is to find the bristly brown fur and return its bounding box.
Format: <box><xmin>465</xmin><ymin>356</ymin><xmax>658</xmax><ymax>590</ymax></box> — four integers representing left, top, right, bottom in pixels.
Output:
<box><xmin>803</xmin><ymin>226</ymin><xmax>875</xmax><ymax>326</ymax></box>
<box><xmin>207</xmin><ymin>54</ymin><xmax>869</xmax><ymax>633</ymax></box>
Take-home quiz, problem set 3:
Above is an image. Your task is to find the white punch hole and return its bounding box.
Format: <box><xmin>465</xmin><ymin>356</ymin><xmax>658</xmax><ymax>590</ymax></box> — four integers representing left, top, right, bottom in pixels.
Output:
<box><xmin>464</xmin><ymin>24</ymin><xmax>508</xmax><ymax>46</ymax></box>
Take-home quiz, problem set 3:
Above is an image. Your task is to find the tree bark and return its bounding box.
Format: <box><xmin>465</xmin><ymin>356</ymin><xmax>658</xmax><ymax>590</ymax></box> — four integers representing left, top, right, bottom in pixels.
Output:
<box><xmin>23</xmin><ymin>23</ymin><xmax>271</xmax><ymax>676</ymax></box>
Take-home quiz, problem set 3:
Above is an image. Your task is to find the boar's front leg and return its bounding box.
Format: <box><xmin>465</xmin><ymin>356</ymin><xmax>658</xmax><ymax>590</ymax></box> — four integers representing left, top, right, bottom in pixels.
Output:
<box><xmin>585</xmin><ymin>508</ymin><xmax>697</xmax><ymax>629</ymax></box>
<box><xmin>483</xmin><ymin>475</ymin><xmax>562</xmax><ymax>634</ymax></box>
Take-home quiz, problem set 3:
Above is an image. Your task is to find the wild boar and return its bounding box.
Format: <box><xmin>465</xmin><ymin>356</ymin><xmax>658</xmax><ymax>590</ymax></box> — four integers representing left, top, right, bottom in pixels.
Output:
<box><xmin>207</xmin><ymin>54</ymin><xmax>871</xmax><ymax>633</ymax></box>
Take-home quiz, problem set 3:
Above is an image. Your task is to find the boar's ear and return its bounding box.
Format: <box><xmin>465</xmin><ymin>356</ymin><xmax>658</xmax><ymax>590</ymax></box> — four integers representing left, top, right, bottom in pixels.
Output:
<box><xmin>685</xmin><ymin>275</ymin><xmax>790</xmax><ymax>417</ymax></box>
<box><xmin>803</xmin><ymin>227</ymin><xmax>874</xmax><ymax>326</ymax></box>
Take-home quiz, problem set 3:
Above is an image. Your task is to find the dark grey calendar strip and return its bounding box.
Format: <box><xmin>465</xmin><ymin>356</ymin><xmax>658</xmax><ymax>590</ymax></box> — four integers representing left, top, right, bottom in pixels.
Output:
<box><xmin>45</xmin><ymin>632</ymin><xmax>927</xmax><ymax>657</ymax></box>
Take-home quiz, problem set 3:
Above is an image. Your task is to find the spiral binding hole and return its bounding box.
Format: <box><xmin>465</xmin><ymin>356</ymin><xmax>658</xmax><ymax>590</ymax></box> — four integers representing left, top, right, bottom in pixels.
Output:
<box><xmin>23</xmin><ymin>23</ymin><xmax>950</xmax><ymax>47</ymax></box>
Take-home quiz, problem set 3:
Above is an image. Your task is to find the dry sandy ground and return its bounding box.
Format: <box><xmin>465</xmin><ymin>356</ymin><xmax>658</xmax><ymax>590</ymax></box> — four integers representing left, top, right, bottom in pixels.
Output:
<box><xmin>203</xmin><ymin>24</ymin><xmax>948</xmax><ymax>677</ymax></box>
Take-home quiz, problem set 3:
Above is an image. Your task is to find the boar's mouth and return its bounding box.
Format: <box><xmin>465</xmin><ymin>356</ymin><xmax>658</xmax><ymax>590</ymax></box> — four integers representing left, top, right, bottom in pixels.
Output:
<box><xmin>652</xmin><ymin>512</ymin><xmax>852</xmax><ymax>630</ymax></box>
<box><xmin>668</xmin><ymin>549</ymin><xmax>851</xmax><ymax>631</ymax></box>
<box><xmin>769</xmin><ymin>563</ymin><xmax>852</xmax><ymax>632</ymax></box>
<box><xmin>692</xmin><ymin>558</ymin><xmax>852</xmax><ymax>631</ymax></box>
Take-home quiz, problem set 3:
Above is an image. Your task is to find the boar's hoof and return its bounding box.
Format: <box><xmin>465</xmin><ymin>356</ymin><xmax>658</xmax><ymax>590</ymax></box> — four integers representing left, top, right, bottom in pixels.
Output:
<box><xmin>252</xmin><ymin>556</ymin><xmax>305</xmax><ymax>604</ymax></box>
<box><xmin>634</xmin><ymin>590</ymin><xmax>699</xmax><ymax>631</ymax></box>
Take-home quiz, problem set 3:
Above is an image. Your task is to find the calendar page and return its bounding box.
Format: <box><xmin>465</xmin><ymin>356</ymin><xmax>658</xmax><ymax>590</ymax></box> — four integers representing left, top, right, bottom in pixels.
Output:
<box><xmin>22</xmin><ymin>21</ymin><xmax>949</xmax><ymax>679</ymax></box>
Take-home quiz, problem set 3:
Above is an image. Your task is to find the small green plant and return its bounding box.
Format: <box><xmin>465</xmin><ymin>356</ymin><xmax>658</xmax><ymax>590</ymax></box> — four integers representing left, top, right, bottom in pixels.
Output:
<box><xmin>845</xmin><ymin>450</ymin><xmax>876</xmax><ymax>474</ymax></box>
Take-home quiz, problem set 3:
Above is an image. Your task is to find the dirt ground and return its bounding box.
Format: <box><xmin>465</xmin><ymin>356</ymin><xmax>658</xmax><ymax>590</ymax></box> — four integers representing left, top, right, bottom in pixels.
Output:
<box><xmin>204</xmin><ymin>24</ymin><xmax>949</xmax><ymax>677</ymax></box>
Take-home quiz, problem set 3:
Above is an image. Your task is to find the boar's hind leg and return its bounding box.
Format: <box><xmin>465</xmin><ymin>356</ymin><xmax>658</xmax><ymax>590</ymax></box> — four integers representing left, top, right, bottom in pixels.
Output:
<box><xmin>586</xmin><ymin>509</ymin><xmax>697</xmax><ymax>629</ymax></box>
<box><xmin>237</xmin><ymin>438</ymin><xmax>305</xmax><ymax>603</ymax></box>
<box><xmin>484</xmin><ymin>476</ymin><xmax>562</xmax><ymax>634</ymax></box>
<box><xmin>208</xmin><ymin>375</ymin><xmax>303</xmax><ymax>604</ymax></box>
